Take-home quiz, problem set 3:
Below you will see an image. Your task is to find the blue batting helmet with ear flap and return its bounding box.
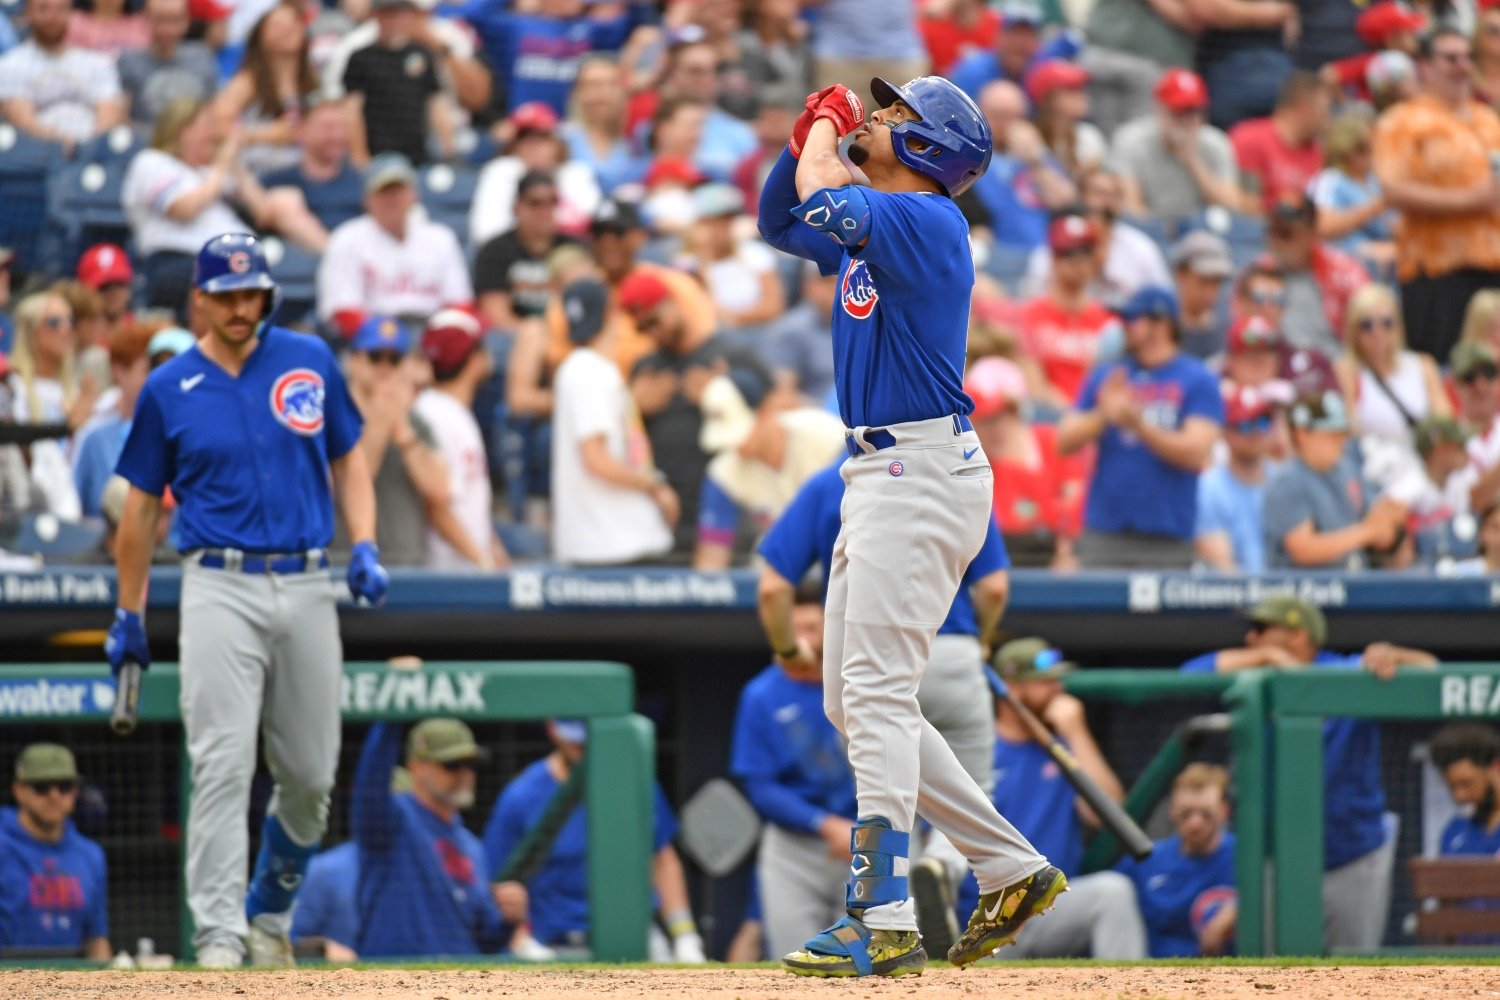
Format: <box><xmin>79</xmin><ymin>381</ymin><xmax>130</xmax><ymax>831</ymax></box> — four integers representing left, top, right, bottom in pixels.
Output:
<box><xmin>869</xmin><ymin>76</ymin><xmax>993</xmax><ymax>198</ymax></box>
<box><xmin>194</xmin><ymin>232</ymin><xmax>281</xmax><ymax>323</ymax></box>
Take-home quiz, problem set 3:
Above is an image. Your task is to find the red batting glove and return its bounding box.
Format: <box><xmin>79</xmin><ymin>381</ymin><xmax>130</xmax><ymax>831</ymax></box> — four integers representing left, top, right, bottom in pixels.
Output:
<box><xmin>813</xmin><ymin>85</ymin><xmax>866</xmax><ymax>138</ymax></box>
<box><xmin>789</xmin><ymin>85</ymin><xmax>838</xmax><ymax>158</ymax></box>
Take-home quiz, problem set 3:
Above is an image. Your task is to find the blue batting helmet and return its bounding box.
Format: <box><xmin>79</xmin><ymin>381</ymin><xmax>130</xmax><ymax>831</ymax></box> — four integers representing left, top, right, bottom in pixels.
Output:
<box><xmin>870</xmin><ymin>76</ymin><xmax>993</xmax><ymax>197</ymax></box>
<box><xmin>194</xmin><ymin>232</ymin><xmax>277</xmax><ymax>295</ymax></box>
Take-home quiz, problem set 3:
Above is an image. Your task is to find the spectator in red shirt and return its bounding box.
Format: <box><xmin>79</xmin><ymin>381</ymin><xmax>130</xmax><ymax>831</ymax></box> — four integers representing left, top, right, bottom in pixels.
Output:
<box><xmin>1222</xmin><ymin>315</ymin><xmax>1288</xmax><ymax>393</ymax></box>
<box><xmin>919</xmin><ymin>0</ymin><xmax>1000</xmax><ymax>76</ymax></box>
<box><xmin>1266</xmin><ymin>193</ymin><xmax>1371</xmax><ymax>358</ymax></box>
<box><xmin>967</xmin><ymin>355</ymin><xmax>1085</xmax><ymax>569</ymax></box>
<box><xmin>1230</xmin><ymin>71</ymin><xmax>1330</xmax><ymax>214</ymax></box>
<box><xmin>1323</xmin><ymin>1</ymin><xmax>1425</xmax><ymax>103</ymax></box>
<box><xmin>1018</xmin><ymin>213</ymin><xmax>1118</xmax><ymax>408</ymax></box>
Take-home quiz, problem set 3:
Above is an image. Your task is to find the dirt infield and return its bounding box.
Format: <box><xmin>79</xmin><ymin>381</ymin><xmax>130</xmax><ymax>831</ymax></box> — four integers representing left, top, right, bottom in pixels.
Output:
<box><xmin>8</xmin><ymin>964</ymin><xmax>1500</xmax><ymax>1000</ymax></box>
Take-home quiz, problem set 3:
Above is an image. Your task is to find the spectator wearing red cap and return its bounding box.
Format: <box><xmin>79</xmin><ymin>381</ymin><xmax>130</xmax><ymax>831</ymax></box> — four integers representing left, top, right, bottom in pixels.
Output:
<box><xmin>1196</xmin><ymin>383</ymin><xmax>1276</xmax><ymax>572</ymax></box>
<box><xmin>339</xmin><ymin>0</ymin><xmax>450</xmax><ymax>167</ymax></box>
<box><xmin>1028</xmin><ymin>60</ymin><xmax>1107</xmax><ymax>179</ymax></box>
<box><xmin>1229</xmin><ymin>71</ymin><xmax>1330</xmax><ymax>215</ymax></box>
<box><xmin>1223</xmin><ymin>315</ymin><xmax>1288</xmax><ymax>390</ymax></box>
<box><xmin>1058</xmin><ymin>285</ymin><xmax>1225</xmax><ymax>568</ymax></box>
<box><xmin>413</xmin><ymin>309</ymin><xmax>510</xmax><ymax>570</ymax></box>
<box><xmin>1374</xmin><ymin>27</ymin><xmax>1500</xmax><ymax>362</ymax></box>
<box><xmin>473</xmin><ymin>171</ymin><xmax>583</xmax><ymax>331</ymax></box>
<box><xmin>963</xmin><ymin>80</ymin><xmax>1078</xmax><ymax>253</ymax></box>
<box><xmin>967</xmin><ymin>356</ymin><xmax>1085</xmax><ymax>569</ymax></box>
<box><xmin>1017</xmin><ymin>214</ymin><xmax>1118</xmax><ymax>408</ymax></box>
<box><xmin>119</xmin><ymin>0</ymin><xmax>219</xmax><ymax>126</ymax></box>
<box><xmin>620</xmin><ymin>269</ymin><xmax>760</xmax><ymax>559</ymax></box>
<box><xmin>919</xmin><ymin>0</ymin><xmax>1000</xmax><ymax>76</ymax></box>
<box><xmin>471</xmin><ymin>101</ymin><xmax>603</xmax><ymax>248</ymax></box>
<box><xmin>1322</xmin><ymin>2</ymin><xmax>1425</xmax><ymax>103</ymax></box>
<box><xmin>1113</xmin><ymin>69</ymin><xmax>1248</xmax><ymax>220</ymax></box>
<box><xmin>1192</xmin><ymin>0</ymin><xmax>1297</xmax><ymax>132</ymax></box>
<box><xmin>77</xmin><ymin>244</ymin><xmax>134</xmax><ymax>346</ymax></box>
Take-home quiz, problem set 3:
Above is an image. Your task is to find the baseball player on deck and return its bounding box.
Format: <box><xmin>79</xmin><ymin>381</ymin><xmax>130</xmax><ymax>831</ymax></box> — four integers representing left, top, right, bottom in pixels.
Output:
<box><xmin>757</xmin><ymin>79</ymin><xmax>1063</xmax><ymax>977</ymax></box>
<box><xmin>105</xmin><ymin>233</ymin><xmax>388</xmax><ymax>969</ymax></box>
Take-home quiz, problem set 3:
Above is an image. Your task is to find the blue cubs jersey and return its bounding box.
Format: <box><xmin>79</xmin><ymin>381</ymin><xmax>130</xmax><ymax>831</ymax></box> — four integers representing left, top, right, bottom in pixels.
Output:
<box><xmin>757</xmin><ymin>149</ymin><xmax>975</xmax><ymax>429</ymax></box>
<box><xmin>351</xmin><ymin>725</ymin><xmax>505</xmax><ymax>958</ymax></box>
<box><xmin>1115</xmin><ymin>832</ymin><xmax>1238</xmax><ymax>957</ymax></box>
<box><xmin>1180</xmin><ymin>650</ymin><xmax>1386</xmax><ymax>870</ymax></box>
<box><xmin>730</xmin><ymin>664</ymin><xmax>856</xmax><ymax>834</ymax></box>
<box><xmin>290</xmin><ymin>841</ymin><xmax>358</xmax><ymax>951</ymax></box>
<box><xmin>758</xmin><ymin>460</ymin><xmax>1010</xmax><ymax>637</ymax></box>
<box><xmin>1441</xmin><ymin>814</ymin><xmax>1500</xmax><ymax>857</ymax></box>
<box><xmin>993</xmin><ymin>734</ymin><xmax>1084</xmax><ymax>877</ymax></box>
<box><xmin>0</xmin><ymin>807</ymin><xmax>108</xmax><ymax>952</ymax></box>
<box><xmin>115</xmin><ymin>325</ymin><xmax>362</xmax><ymax>553</ymax></box>
<box><xmin>482</xmin><ymin>759</ymin><xmax>677</xmax><ymax>948</ymax></box>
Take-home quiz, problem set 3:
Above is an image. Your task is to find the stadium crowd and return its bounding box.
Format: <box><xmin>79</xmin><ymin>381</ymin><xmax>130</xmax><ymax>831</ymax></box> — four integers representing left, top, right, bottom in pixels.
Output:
<box><xmin>0</xmin><ymin>0</ymin><xmax>1496</xmax><ymax>575</ymax></box>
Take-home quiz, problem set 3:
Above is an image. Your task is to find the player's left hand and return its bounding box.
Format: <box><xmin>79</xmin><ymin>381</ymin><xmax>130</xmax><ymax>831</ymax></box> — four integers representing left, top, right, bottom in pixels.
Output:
<box><xmin>348</xmin><ymin>540</ymin><xmax>390</xmax><ymax>608</ymax></box>
<box><xmin>671</xmin><ymin>930</ymin><xmax>707</xmax><ymax>964</ymax></box>
<box><xmin>1362</xmin><ymin>642</ymin><xmax>1401</xmax><ymax>680</ymax></box>
<box><xmin>813</xmin><ymin>85</ymin><xmax>866</xmax><ymax>138</ymax></box>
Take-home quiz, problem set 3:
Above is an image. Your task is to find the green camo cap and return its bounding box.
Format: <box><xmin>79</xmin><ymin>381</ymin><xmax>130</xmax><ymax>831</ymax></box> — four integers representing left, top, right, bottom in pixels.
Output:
<box><xmin>1450</xmin><ymin>339</ymin><xmax>1498</xmax><ymax>381</ymax></box>
<box><xmin>15</xmin><ymin>743</ymin><xmax>78</xmax><ymax>782</ymax></box>
<box><xmin>1413</xmin><ymin>415</ymin><xmax>1470</xmax><ymax>458</ymax></box>
<box><xmin>993</xmin><ymin>637</ymin><xmax>1076</xmax><ymax>681</ymax></box>
<box><xmin>1242</xmin><ymin>595</ymin><xmax>1327</xmax><ymax>647</ymax></box>
<box><xmin>406</xmin><ymin>718</ymin><xmax>488</xmax><ymax>764</ymax></box>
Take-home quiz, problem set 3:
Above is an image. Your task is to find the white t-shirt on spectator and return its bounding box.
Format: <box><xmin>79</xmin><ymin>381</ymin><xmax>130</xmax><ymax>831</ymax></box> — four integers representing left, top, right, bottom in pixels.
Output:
<box><xmin>412</xmin><ymin>387</ymin><xmax>492</xmax><ymax>570</ymax></box>
<box><xmin>551</xmin><ymin>345</ymin><xmax>672</xmax><ymax>565</ymax></box>
<box><xmin>702</xmin><ymin>241</ymin><xmax>776</xmax><ymax>319</ymax></box>
<box><xmin>123</xmin><ymin>148</ymin><xmax>247</xmax><ymax>256</ymax></box>
<box><xmin>0</xmin><ymin>41</ymin><xmax>122</xmax><ymax>144</ymax></box>
<box><xmin>317</xmin><ymin>212</ymin><xmax>473</xmax><ymax>321</ymax></box>
<box><xmin>469</xmin><ymin>156</ymin><xmax>602</xmax><ymax>246</ymax></box>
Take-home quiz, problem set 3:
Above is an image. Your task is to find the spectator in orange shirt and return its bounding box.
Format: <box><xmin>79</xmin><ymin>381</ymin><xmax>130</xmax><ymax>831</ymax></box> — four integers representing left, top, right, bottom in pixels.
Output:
<box><xmin>1230</xmin><ymin>71</ymin><xmax>1329</xmax><ymax>214</ymax></box>
<box><xmin>1017</xmin><ymin>213</ymin><xmax>1117</xmax><ymax>409</ymax></box>
<box><xmin>1374</xmin><ymin>28</ymin><xmax>1500</xmax><ymax>360</ymax></box>
<box><xmin>967</xmin><ymin>356</ymin><xmax>1084</xmax><ymax>569</ymax></box>
<box><xmin>920</xmin><ymin>0</ymin><xmax>1000</xmax><ymax>77</ymax></box>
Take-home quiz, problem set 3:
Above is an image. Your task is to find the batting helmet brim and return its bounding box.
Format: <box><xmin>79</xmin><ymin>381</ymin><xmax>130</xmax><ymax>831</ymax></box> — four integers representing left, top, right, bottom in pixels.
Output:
<box><xmin>198</xmin><ymin>272</ymin><xmax>277</xmax><ymax>295</ymax></box>
<box><xmin>870</xmin><ymin>77</ymin><xmax>909</xmax><ymax>112</ymax></box>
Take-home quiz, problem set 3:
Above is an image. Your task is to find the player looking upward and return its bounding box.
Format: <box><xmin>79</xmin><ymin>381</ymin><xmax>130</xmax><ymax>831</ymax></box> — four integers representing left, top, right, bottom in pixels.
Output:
<box><xmin>105</xmin><ymin>233</ymin><xmax>388</xmax><ymax>969</ymax></box>
<box><xmin>757</xmin><ymin>79</ymin><xmax>1063</xmax><ymax>978</ymax></box>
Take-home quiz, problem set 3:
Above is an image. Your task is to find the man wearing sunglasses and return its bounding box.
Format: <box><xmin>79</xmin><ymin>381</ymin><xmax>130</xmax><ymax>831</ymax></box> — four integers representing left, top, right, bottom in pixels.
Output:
<box><xmin>0</xmin><ymin>744</ymin><xmax>109</xmax><ymax>960</ymax></box>
<box><xmin>1180</xmin><ymin>595</ymin><xmax>1436</xmax><ymax>951</ymax></box>
<box><xmin>1114</xmin><ymin>764</ymin><xmax>1237</xmax><ymax>957</ymax></box>
<box><xmin>977</xmin><ymin>638</ymin><xmax>1146</xmax><ymax>959</ymax></box>
<box><xmin>1452</xmin><ymin>341</ymin><xmax>1500</xmax><ymax>513</ymax></box>
<box><xmin>351</xmin><ymin>711</ymin><xmax>505</xmax><ymax>958</ymax></box>
<box><xmin>1195</xmin><ymin>384</ymin><xmax>1275</xmax><ymax>573</ymax></box>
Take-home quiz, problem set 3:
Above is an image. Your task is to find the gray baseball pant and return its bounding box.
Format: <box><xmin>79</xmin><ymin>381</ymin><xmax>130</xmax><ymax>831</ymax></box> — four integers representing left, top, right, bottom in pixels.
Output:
<box><xmin>1322</xmin><ymin>832</ymin><xmax>1396</xmax><ymax>952</ymax></box>
<box><xmin>1006</xmin><ymin>871</ymin><xmax>1148</xmax><ymax>959</ymax></box>
<box><xmin>824</xmin><ymin>417</ymin><xmax>1047</xmax><ymax>933</ymax></box>
<box><xmin>180</xmin><ymin>559</ymin><xmax>343</xmax><ymax>953</ymax></box>
<box><xmin>758</xmin><ymin>825</ymin><xmax>850</xmax><ymax>961</ymax></box>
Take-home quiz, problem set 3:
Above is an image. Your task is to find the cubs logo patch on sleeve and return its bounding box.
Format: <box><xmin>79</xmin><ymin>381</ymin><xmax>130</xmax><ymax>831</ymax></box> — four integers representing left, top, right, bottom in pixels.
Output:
<box><xmin>269</xmin><ymin>368</ymin><xmax>326</xmax><ymax>435</ymax></box>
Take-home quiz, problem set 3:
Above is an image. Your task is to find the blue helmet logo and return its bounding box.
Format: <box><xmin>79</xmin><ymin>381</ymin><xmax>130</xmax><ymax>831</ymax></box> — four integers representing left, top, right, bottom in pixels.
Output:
<box><xmin>870</xmin><ymin>76</ymin><xmax>994</xmax><ymax>197</ymax></box>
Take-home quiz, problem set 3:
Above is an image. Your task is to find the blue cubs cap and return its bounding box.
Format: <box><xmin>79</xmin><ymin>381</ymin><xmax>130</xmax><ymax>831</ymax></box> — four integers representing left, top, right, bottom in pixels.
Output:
<box><xmin>1116</xmin><ymin>285</ymin><xmax>1179</xmax><ymax>322</ymax></box>
<box><xmin>869</xmin><ymin>75</ymin><xmax>993</xmax><ymax>197</ymax></box>
<box><xmin>551</xmin><ymin>719</ymin><xmax>588</xmax><ymax>745</ymax></box>
<box><xmin>351</xmin><ymin>315</ymin><xmax>411</xmax><ymax>355</ymax></box>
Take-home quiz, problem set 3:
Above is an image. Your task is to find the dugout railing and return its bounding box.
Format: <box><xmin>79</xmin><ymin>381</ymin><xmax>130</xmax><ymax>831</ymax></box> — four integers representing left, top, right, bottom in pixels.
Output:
<box><xmin>1066</xmin><ymin>664</ymin><xmax>1500</xmax><ymax>958</ymax></box>
<box><xmin>0</xmin><ymin>661</ymin><xmax>655</xmax><ymax>963</ymax></box>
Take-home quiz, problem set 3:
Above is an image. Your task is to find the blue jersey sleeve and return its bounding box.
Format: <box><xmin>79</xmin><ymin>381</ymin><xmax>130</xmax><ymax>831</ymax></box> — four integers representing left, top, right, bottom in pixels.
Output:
<box><xmin>964</xmin><ymin>518</ymin><xmax>1011</xmax><ymax>582</ymax></box>
<box><xmin>114</xmin><ymin>382</ymin><xmax>173</xmax><ymax>495</ymax></box>
<box><xmin>1179</xmin><ymin>652</ymin><xmax>1219</xmax><ymax>674</ymax></box>
<box><xmin>848</xmin><ymin>188</ymin><xmax>968</xmax><ymax>289</ymax></box>
<box><xmin>758</xmin><ymin>473</ymin><xmax>826</xmax><ymax>586</ymax></box>
<box><xmin>482</xmin><ymin>782</ymin><xmax>527</xmax><ymax>882</ymax></box>
<box><xmin>319</xmin><ymin>342</ymin><xmax>362</xmax><ymax>460</ymax></box>
<box><xmin>756</xmin><ymin>147</ymin><xmax>845</xmax><ymax>276</ymax></box>
<box><xmin>0</xmin><ymin>845</ymin><xmax>19</xmax><ymax>945</ymax></box>
<box><xmin>1076</xmin><ymin>363</ymin><xmax>1108</xmax><ymax>411</ymax></box>
<box><xmin>729</xmin><ymin>679</ymin><xmax>826</xmax><ymax>834</ymax></box>
<box><xmin>1182</xmin><ymin>363</ymin><xmax>1225</xmax><ymax>425</ymax></box>
<box><xmin>84</xmin><ymin>843</ymin><xmax>107</xmax><ymax>941</ymax></box>
<box><xmin>350</xmin><ymin>724</ymin><xmax>404</xmax><ymax>854</ymax></box>
<box><xmin>652</xmin><ymin>784</ymin><xmax>678</xmax><ymax>852</ymax></box>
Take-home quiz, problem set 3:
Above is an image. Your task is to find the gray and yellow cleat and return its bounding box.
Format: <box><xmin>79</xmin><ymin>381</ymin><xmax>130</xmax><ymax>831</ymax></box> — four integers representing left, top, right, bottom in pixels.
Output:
<box><xmin>947</xmin><ymin>864</ymin><xmax>1068</xmax><ymax>967</ymax></box>
<box><xmin>782</xmin><ymin>912</ymin><xmax>927</xmax><ymax>978</ymax></box>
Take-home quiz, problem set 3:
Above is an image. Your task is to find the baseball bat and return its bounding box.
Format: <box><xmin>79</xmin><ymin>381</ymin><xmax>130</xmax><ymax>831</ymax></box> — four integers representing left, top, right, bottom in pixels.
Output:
<box><xmin>985</xmin><ymin>667</ymin><xmax>1154</xmax><ymax>860</ymax></box>
<box><xmin>111</xmin><ymin>661</ymin><xmax>142</xmax><ymax>737</ymax></box>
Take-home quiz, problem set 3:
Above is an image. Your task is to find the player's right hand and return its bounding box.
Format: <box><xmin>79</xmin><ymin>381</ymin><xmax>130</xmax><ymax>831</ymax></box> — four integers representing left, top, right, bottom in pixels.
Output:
<box><xmin>104</xmin><ymin>608</ymin><xmax>150</xmax><ymax>675</ymax></box>
<box><xmin>813</xmin><ymin>85</ymin><xmax>866</xmax><ymax>138</ymax></box>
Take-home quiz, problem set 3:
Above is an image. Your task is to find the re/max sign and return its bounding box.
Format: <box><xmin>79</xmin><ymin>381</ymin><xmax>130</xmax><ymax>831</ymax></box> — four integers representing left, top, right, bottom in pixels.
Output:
<box><xmin>1440</xmin><ymin>676</ymin><xmax>1500</xmax><ymax>716</ymax></box>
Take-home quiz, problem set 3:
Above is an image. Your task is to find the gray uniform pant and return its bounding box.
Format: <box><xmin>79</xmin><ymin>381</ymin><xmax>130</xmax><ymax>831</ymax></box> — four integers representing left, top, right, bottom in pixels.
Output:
<box><xmin>758</xmin><ymin>825</ymin><xmax>850</xmax><ymax>961</ymax></box>
<box><xmin>180</xmin><ymin>560</ymin><xmax>343</xmax><ymax>951</ymax></box>
<box><xmin>825</xmin><ymin>417</ymin><xmax>1046</xmax><ymax>932</ymax></box>
<box><xmin>1322</xmin><ymin>832</ymin><xmax>1396</xmax><ymax>952</ymax></box>
<box><xmin>1007</xmin><ymin>871</ymin><xmax>1148</xmax><ymax>959</ymax></box>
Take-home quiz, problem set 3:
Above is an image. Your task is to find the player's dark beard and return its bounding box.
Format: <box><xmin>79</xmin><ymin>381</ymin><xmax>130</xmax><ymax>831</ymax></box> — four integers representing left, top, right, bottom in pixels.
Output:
<box><xmin>1478</xmin><ymin>783</ymin><xmax>1498</xmax><ymax>825</ymax></box>
<box><xmin>847</xmin><ymin>142</ymin><xmax>869</xmax><ymax>167</ymax></box>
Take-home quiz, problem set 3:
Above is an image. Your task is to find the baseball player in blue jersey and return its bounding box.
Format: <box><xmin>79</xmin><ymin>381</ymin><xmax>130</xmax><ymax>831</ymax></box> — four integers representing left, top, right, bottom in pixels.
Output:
<box><xmin>757</xmin><ymin>458</ymin><xmax>1014</xmax><ymax>957</ymax></box>
<box><xmin>105</xmin><ymin>233</ymin><xmax>389</xmax><ymax>969</ymax></box>
<box><xmin>757</xmin><ymin>78</ymin><xmax>1060</xmax><ymax>977</ymax></box>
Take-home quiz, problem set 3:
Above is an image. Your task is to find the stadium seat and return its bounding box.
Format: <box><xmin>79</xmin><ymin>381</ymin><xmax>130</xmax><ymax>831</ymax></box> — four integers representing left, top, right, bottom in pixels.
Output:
<box><xmin>420</xmin><ymin>162</ymin><xmax>479</xmax><ymax>244</ymax></box>
<box><xmin>0</xmin><ymin>125</ymin><xmax>67</xmax><ymax>277</ymax></box>
<box><xmin>1121</xmin><ymin>213</ymin><xmax>1178</xmax><ymax>257</ymax></box>
<box><xmin>1182</xmin><ymin>208</ymin><xmax>1265</xmax><ymax>269</ymax></box>
<box><xmin>259</xmin><ymin>236</ymin><xmax>319</xmax><ymax>328</ymax></box>
<box><xmin>75</xmin><ymin>125</ymin><xmax>144</xmax><ymax>166</ymax></box>
<box><xmin>45</xmin><ymin>157</ymin><xmax>133</xmax><ymax>276</ymax></box>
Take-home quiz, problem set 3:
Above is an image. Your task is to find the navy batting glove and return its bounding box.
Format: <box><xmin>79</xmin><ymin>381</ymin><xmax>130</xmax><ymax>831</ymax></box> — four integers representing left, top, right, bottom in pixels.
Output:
<box><xmin>104</xmin><ymin>608</ymin><xmax>151</xmax><ymax>676</ymax></box>
<box><xmin>348</xmin><ymin>540</ymin><xmax>389</xmax><ymax>608</ymax></box>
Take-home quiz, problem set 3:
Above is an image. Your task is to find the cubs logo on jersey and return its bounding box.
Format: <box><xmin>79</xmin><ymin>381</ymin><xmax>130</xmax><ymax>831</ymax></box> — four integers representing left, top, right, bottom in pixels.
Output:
<box><xmin>1189</xmin><ymin>885</ymin><xmax>1238</xmax><ymax>935</ymax></box>
<box><xmin>270</xmin><ymin>368</ymin><xmax>326</xmax><ymax>435</ymax></box>
<box><xmin>841</xmin><ymin>259</ymin><xmax>878</xmax><ymax>320</ymax></box>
